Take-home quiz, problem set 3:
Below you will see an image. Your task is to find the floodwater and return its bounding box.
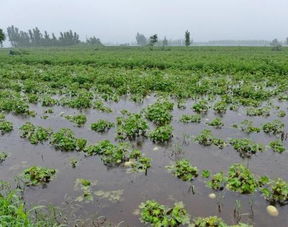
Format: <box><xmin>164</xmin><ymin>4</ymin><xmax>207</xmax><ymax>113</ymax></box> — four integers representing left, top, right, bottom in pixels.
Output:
<box><xmin>0</xmin><ymin>96</ymin><xmax>287</xmax><ymax>226</ymax></box>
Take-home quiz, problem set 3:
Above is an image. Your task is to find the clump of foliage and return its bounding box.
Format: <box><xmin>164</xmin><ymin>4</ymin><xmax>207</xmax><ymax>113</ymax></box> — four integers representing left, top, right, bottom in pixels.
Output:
<box><xmin>235</xmin><ymin>120</ymin><xmax>260</xmax><ymax>133</ymax></box>
<box><xmin>207</xmin><ymin>118</ymin><xmax>224</xmax><ymax>129</ymax></box>
<box><xmin>93</xmin><ymin>100</ymin><xmax>112</xmax><ymax>113</ymax></box>
<box><xmin>148</xmin><ymin>125</ymin><xmax>173</xmax><ymax>143</ymax></box>
<box><xmin>22</xmin><ymin>166</ymin><xmax>56</xmax><ymax>186</ymax></box>
<box><xmin>192</xmin><ymin>216</ymin><xmax>227</xmax><ymax>227</ymax></box>
<box><xmin>64</xmin><ymin>93</ymin><xmax>92</xmax><ymax>109</ymax></box>
<box><xmin>226</xmin><ymin>164</ymin><xmax>258</xmax><ymax>194</ymax></box>
<box><xmin>260</xmin><ymin>178</ymin><xmax>288</xmax><ymax>204</ymax></box>
<box><xmin>246</xmin><ymin>106</ymin><xmax>270</xmax><ymax>117</ymax></box>
<box><xmin>20</xmin><ymin>122</ymin><xmax>52</xmax><ymax>144</ymax></box>
<box><xmin>145</xmin><ymin>100</ymin><xmax>173</xmax><ymax>126</ymax></box>
<box><xmin>262</xmin><ymin>120</ymin><xmax>284</xmax><ymax>135</ymax></box>
<box><xmin>50</xmin><ymin>128</ymin><xmax>87</xmax><ymax>151</ymax></box>
<box><xmin>167</xmin><ymin>159</ymin><xmax>198</xmax><ymax>181</ymax></box>
<box><xmin>277</xmin><ymin>110</ymin><xmax>286</xmax><ymax>117</ymax></box>
<box><xmin>192</xmin><ymin>100</ymin><xmax>209</xmax><ymax>114</ymax></box>
<box><xmin>0</xmin><ymin>120</ymin><xmax>13</xmax><ymax>134</ymax></box>
<box><xmin>269</xmin><ymin>140</ymin><xmax>285</xmax><ymax>153</ymax></box>
<box><xmin>41</xmin><ymin>95</ymin><xmax>57</xmax><ymax>107</ymax></box>
<box><xmin>65</xmin><ymin>114</ymin><xmax>87</xmax><ymax>127</ymax></box>
<box><xmin>229</xmin><ymin>138</ymin><xmax>264</xmax><ymax>158</ymax></box>
<box><xmin>0</xmin><ymin>152</ymin><xmax>8</xmax><ymax>163</ymax></box>
<box><xmin>194</xmin><ymin>129</ymin><xmax>226</xmax><ymax>149</ymax></box>
<box><xmin>207</xmin><ymin>172</ymin><xmax>227</xmax><ymax>191</ymax></box>
<box><xmin>139</xmin><ymin>200</ymin><xmax>189</xmax><ymax>227</ymax></box>
<box><xmin>84</xmin><ymin>140</ymin><xmax>151</xmax><ymax>171</ymax></box>
<box><xmin>180</xmin><ymin>114</ymin><xmax>201</xmax><ymax>123</ymax></box>
<box><xmin>116</xmin><ymin>112</ymin><xmax>148</xmax><ymax>140</ymax></box>
<box><xmin>91</xmin><ymin>119</ymin><xmax>114</xmax><ymax>132</ymax></box>
<box><xmin>213</xmin><ymin>101</ymin><xmax>228</xmax><ymax>114</ymax></box>
<box><xmin>74</xmin><ymin>178</ymin><xmax>94</xmax><ymax>202</ymax></box>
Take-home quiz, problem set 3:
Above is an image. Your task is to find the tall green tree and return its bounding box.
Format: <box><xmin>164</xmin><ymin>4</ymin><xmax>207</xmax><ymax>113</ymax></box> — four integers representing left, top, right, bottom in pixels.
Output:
<box><xmin>271</xmin><ymin>38</ymin><xmax>282</xmax><ymax>51</ymax></box>
<box><xmin>149</xmin><ymin>34</ymin><xmax>158</xmax><ymax>46</ymax></box>
<box><xmin>185</xmin><ymin>30</ymin><xmax>191</xmax><ymax>47</ymax></box>
<box><xmin>0</xmin><ymin>29</ymin><xmax>5</xmax><ymax>47</ymax></box>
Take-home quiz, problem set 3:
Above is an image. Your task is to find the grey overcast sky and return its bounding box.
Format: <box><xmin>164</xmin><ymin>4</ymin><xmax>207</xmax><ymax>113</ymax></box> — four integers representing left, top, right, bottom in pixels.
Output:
<box><xmin>1</xmin><ymin>0</ymin><xmax>288</xmax><ymax>43</ymax></box>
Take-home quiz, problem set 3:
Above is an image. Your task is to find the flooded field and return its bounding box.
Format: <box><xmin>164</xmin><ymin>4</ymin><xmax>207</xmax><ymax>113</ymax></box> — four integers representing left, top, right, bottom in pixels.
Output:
<box><xmin>0</xmin><ymin>47</ymin><xmax>288</xmax><ymax>226</ymax></box>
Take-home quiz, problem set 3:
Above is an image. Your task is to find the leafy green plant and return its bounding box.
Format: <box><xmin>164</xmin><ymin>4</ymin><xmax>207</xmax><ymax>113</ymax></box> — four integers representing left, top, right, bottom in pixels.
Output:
<box><xmin>65</xmin><ymin>114</ymin><xmax>87</xmax><ymax>127</ymax></box>
<box><xmin>262</xmin><ymin>120</ymin><xmax>284</xmax><ymax>135</ymax></box>
<box><xmin>213</xmin><ymin>101</ymin><xmax>228</xmax><ymax>114</ymax></box>
<box><xmin>277</xmin><ymin>110</ymin><xmax>286</xmax><ymax>117</ymax></box>
<box><xmin>148</xmin><ymin>125</ymin><xmax>173</xmax><ymax>143</ymax></box>
<box><xmin>192</xmin><ymin>100</ymin><xmax>209</xmax><ymax>114</ymax></box>
<box><xmin>91</xmin><ymin>119</ymin><xmax>114</xmax><ymax>132</ymax></box>
<box><xmin>50</xmin><ymin>128</ymin><xmax>87</xmax><ymax>151</ymax></box>
<box><xmin>93</xmin><ymin>100</ymin><xmax>112</xmax><ymax>113</ymax></box>
<box><xmin>139</xmin><ymin>200</ymin><xmax>189</xmax><ymax>227</ymax></box>
<box><xmin>22</xmin><ymin>166</ymin><xmax>56</xmax><ymax>186</ymax></box>
<box><xmin>207</xmin><ymin>118</ymin><xmax>224</xmax><ymax>129</ymax></box>
<box><xmin>167</xmin><ymin>159</ymin><xmax>198</xmax><ymax>181</ymax></box>
<box><xmin>192</xmin><ymin>216</ymin><xmax>227</xmax><ymax>227</ymax></box>
<box><xmin>41</xmin><ymin>95</ymin><xmax>57</xmax><ymax>107</ymax></box>
<box><xmin>20</xmin><ymin>122</ymin><xmax>52</xmax><ymax>144</ymax></box>
<box><xmin>226</xmin><ymin>164</ymin><xmax>258</xmax><ymax>194</ymax></box>
<box><xmin>260</xmin><ymin>178</ymin><xmax>288</xmax><ymax>204</ymax></box>
<box><xmin>269</xmin><ymin>140</ymin><xmax>285</xmax><ymax>153</ymax></box>
<box><xmin>180</xmin><ymin>114</ymin><xmax>201</xmax><ymax>123</ymax></box>
<box><xmin>207</xmin><ymin>172</ymin><xmax>227</xmax><ymax>191</ymax></box>
<box><xmin>0</xmin><ymin>120</ymin><xmax>13</xmax><ymax>134</ymax></box>
<box><xmin>116</xmin><ymin>112</ymin><xmax>148</xmax><ymax>140</ymax></box>
<box><xmin>229</xmin><ymin>138</ymin><xmax>264</xmax><ymax>158</ymax></box>
<box><xmin>145</xmin><ymin>100</ymin><xmax>173</xmax><ymax>126</ymax></box>
<box><xmin>236</xmin><ymin>120</ymin><xmax>260</xmax><ymax>133</ymax></box>
<box><xmin>194</xmin><ymin>129</ymin><xmax>226</xmax><ymax>149</ymax></box>
<box><xmin>0</xmin><ymin>152</ymin><xmax>8</xmax><ymax>163</ymax></box>
<box><xmin>246</xmin><ymin>106</ymin><xmax>270</xmax><ymax>117</ymax></box>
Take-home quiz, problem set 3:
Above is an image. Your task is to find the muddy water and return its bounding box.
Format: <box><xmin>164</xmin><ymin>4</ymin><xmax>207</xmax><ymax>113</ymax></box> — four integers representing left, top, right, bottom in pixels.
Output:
<box><xmin>0</xmin><ymin>97</ymin><xmax>287</xmax><ymax>226</ymax></box>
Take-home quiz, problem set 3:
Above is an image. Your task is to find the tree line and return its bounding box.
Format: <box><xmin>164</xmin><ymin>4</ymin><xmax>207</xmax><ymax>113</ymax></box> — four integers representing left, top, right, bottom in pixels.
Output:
<box><xmin>136</xmin><ymin>30</ymin><xmax>192</xmax><ymax>47</ymax></box>
<box><xmin>0</xmin><ymin>26</ymin><xmax>102</xmax><ymax>48</ymax></box>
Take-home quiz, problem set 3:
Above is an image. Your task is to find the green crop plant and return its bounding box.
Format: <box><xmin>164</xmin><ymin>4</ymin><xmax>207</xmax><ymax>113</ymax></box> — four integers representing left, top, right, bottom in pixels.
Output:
<box><xmin>91</xmin><ymin>119</ymin><xmax>114</xmax><ymax>132</ymax></box>
<box><xmin>148</xmin><ymin>125</ymin><xmax>173</xmax><ymax>143</ymax></box>
<box><xmin>180</xmin><ymin>114</ymin><xmax>201</xmax><ymax>123</ymax></box>
<box><xmin>20</xmin><ymin>122</ymin><xmax>52</xmax><ymax>144</ymax></box>
<box><xmin>229</xmin><ymin>138</ymin><xmax>264</xmax><ymax>158</ymax></box>
<box><xmin>167</xmin><ymin>159</ymin><xmax>198</xmax><ymax>181</ymax></box>
<box><xmin>22</xmin><ymin>166</ymin><xmax>56</xmax><ymax>186</ymax></box>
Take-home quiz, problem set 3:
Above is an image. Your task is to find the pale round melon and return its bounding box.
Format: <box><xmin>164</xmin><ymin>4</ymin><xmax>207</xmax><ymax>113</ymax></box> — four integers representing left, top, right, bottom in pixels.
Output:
<box><xmin>266</xmin><ymin>205</ymin><xmax>279</xmax><ymax>216</ymax></box>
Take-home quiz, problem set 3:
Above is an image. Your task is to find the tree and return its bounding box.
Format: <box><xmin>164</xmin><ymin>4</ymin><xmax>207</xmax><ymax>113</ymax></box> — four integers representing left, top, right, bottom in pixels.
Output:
<box><xmin>86</xmin><ymin>36</ymin><xmax>103</xmax><ymax>46</ymax></box>
<box><xmin>271</xmin><ymin>38</ymin><xmax>282</xmax><ymax>51</ymax></box>
<box><xmin>149</xmin><ymin>34</ymin><xmax>158</xmax><ymax>46</ymax></box>
<box><xmin>185</xmin><ymin>30</ymin><xmax>191</xmax><ymax>47</ymax></box>
<box><xmin>136</xmin><ymin>33</ymin><xmax>147</xmax><ymax>46</ymax></box>
<box><xmin>0</xmin><ymin>29</ymin><xmax>5</xmax><ymax>47</ymax></box>
<box><xmin>286</xmin><ymin>37</ymin><xmax>288</xmax><ymax>45</ymax></box>
<box><xmin>163</xmin><ymin>36</ymin><xmax>168</xmax><ymax>47</ymax></box>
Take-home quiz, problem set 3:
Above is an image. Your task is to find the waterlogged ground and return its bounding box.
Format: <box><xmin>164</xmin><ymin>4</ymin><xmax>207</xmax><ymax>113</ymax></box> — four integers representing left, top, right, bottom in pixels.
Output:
<box><xmin>1</xmin><ymin>96</ymin><xmax>288</xmax><ymax>226</ymax></box>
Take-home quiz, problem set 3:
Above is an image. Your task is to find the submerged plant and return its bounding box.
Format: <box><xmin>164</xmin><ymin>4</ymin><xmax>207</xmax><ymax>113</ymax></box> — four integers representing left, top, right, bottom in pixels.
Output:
<box><xmin>180</xmin><ymin>114</ymin><xmax>201</xmax><ymax>123</ymax></box>
<box><xmin>145</xmin><ymin>100</ymin><xmax>173</xmax><ymax>126</ymax></box>
<box><xmin>50</xmin><ymin>128</ymin><xmax>87</xmax><ymax>151</ymax></box>
<box><xmin>65</xmin><ymin>114</ymin><xmax>87</xmax><ymax>127</ymax></box>
<box><xmin>91</xmin><ymin>119</ymin><xmax>114</xmax><ymax>132</ymax></box>
<box><xmin>229</xmin><ymin>138</ymin><xmax>264</xmax><ymax>158</ymax></box>
<box><xmin>194</xmin><ymin>129</ymin><xmax>226</xmax><ymax>149</ymax></box>
<box><xmin>148</xmin><ymin>125</ymin><xmax>173</xmax><ymax>143</ymax></box>
<box><xmin>207</xmin><ymin>118</ymin><xmax>224</xmax><ymax>129</ymax></box>
<box><xmin>22</xmin><ymin>166</ymin><xmax>56</xmax><ymax>186</ymax></box>
<box><xmin>262</xmin><ymin>120</ymin><xmax>285</xmax><ymax>135</ymax></box>
<box><xmin>116</xmin><ymin>112</ymin><xmax>148</xmax><ymax>140</ymax></box>
<box><xmin>269</xmin><ymin>140</ymin><xmax>285</xmax><ymax>153</ymax></box>
<box><xmin>167</xmin><ymin>159</ymin><xmax>198</xmax><ymax>181</ymax></box>
<box><xmin>246</xmin><ymin>106</ymin><xmax>270</xmax><ymax>117</ymax></box>
<box><xmin>0</xmin><ymin>152</ymin><xmax>8</xmax><ymax>163</ymax></box>
<box><xmin>0</xmin><ymin>120</ymin><xmax>13</xmax><ymax>135</ymax></box>
<box><xmin>226</xmin><ymin>164</ymin><xmax>258</xmax><ymax>194</ymax></box>
<box><xmin>20</xmin><ymin>122</ymin><xmax>52</xmax><ymax>144</ymax></box>
<box><xmin>207</xmin><ymin>172</ymin><xmax>227</xmax><ymax>191</ymax></box>
<box><xmin>235</xmin><ymin>120</ymin><xmax>260</xmax><ymax>134</ymax></box>
<box><xmin>192</xmin><ymin>100</ymin><xmax>209</xmax><ymax>114</ymax></box>
<box><xmin>260</xmin><ymin>178</ymin><xmax>288</xmax><ymax>204</ymax></box>
<box><xmin>139</xmin><ymin>200</ymin><xmax>189</xmax><ymax>227</ymax></box>
<box><xmin>192</xmin><ymin>216</ymin><xmax>226</xmax><ymax>227</ymax></box>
